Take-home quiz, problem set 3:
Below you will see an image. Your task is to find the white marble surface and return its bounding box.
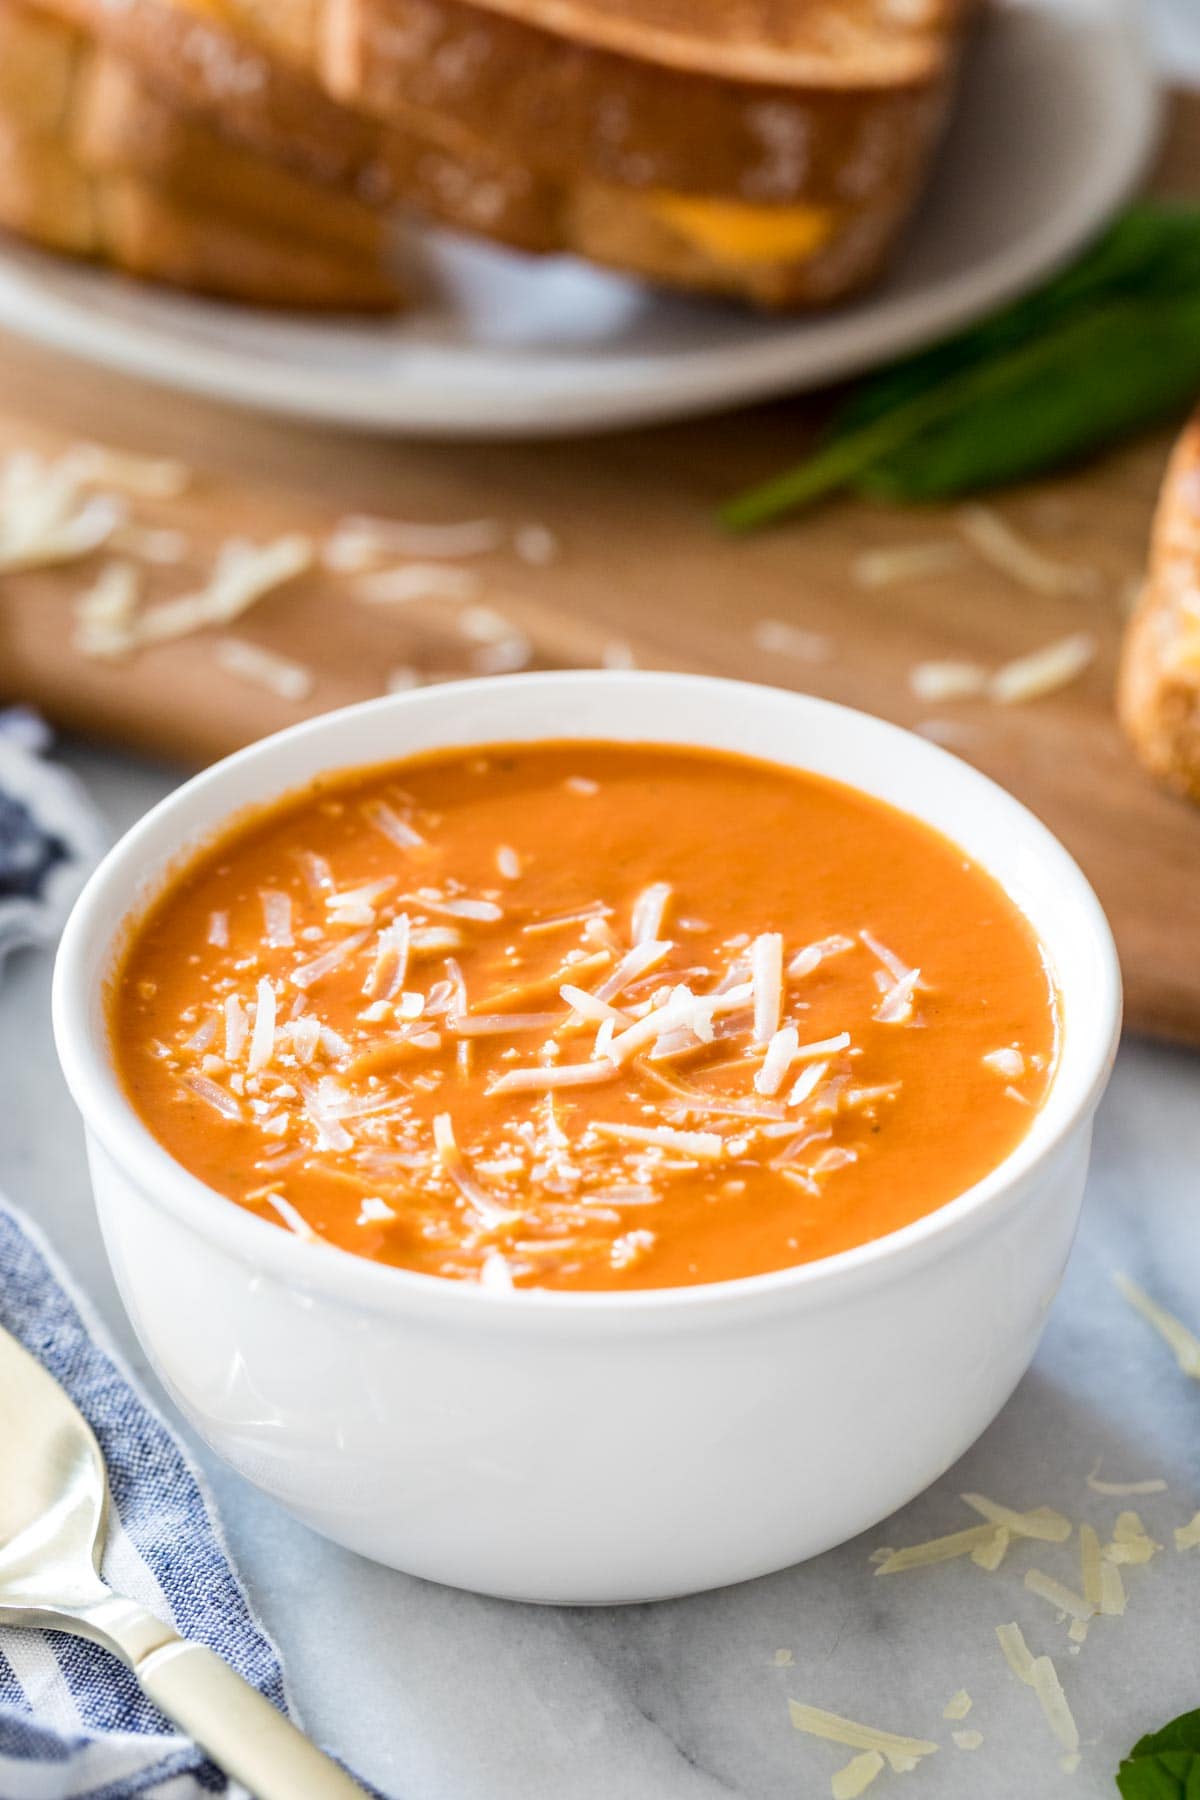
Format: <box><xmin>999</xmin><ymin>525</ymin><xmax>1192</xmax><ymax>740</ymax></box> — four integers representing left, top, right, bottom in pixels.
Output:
<box><xmin>7</xmin><ymin>8</ymin><xmax>1200</xmax><ymax>1788</ymax></box>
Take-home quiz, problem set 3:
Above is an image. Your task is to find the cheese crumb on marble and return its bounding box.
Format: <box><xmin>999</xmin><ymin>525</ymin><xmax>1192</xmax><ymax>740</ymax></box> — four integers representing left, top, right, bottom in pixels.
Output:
<box><xmin>1114</xmin><ymin>1273</ymin><xmax>1200</xmax><ymax>1377</ymax></box>
<box><xmin>787</xmin><ymin>1701</ymin><xmax>937</xmax><ymax>1773</ymax></box>
<box><xmin>830</xmin><ymin>1750</ymin><xmax>886</xmax><ymax>1798</ymax></box>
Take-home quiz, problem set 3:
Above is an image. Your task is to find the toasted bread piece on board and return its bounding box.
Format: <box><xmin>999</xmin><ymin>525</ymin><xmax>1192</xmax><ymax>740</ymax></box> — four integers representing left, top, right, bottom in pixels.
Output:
<box><xmin>1119</xmin><ymin>414</ymin><xmax>1200</xmax><ymax>803</ymax></box>
<box><xmin>0</xmin><ymin>0</ymin><xmax>404</xmax><ymax>307</ymax></box>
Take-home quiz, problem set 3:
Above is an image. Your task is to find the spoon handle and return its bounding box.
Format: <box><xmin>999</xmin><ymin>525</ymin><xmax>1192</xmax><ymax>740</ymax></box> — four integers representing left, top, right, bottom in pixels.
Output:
<box><xmin>136</xmin><ymin>1637</ymin><xmax>366</xmax><ymax>1798</ymax></box>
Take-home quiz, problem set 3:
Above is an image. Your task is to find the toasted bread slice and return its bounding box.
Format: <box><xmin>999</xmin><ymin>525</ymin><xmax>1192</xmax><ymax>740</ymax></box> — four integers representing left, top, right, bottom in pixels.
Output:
<box><xmin>28</xmin><ymin>0</ymin><xmax>964</xmax><ymax>306</ymax></box>
<box><xmin>1119</xmin><ymin>416</ymin><xmax>1200</xmax><ymax>803</ymax></box>
<box><xmin>321</xmin><ymin>0</ymin><xmax>966</xmax><ymax>199</ymax></box>
<box><xmin>0</xmin><ymin>1</ymin><xmax>404</xmax><ymax>306</ymax></box>
<box><xmin>75</xmin><ymin>44</ymin><xmax>389</xmax><ymax>259</ymax></box>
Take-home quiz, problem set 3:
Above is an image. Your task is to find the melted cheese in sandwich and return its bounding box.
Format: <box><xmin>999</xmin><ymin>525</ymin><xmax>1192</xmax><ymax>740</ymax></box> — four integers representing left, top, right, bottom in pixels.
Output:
<box><xmin>647</xmin><ymin>195</ymin><xmax>835</xmax><ymax>264</ymax></box>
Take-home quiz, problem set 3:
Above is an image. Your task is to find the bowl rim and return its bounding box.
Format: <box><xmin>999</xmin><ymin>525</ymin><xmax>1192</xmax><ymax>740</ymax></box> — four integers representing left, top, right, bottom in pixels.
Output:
<box><xmin>53</xmin><ymin>671</ymin><xmax>1123</xmax><ymax>1329</ymax></box>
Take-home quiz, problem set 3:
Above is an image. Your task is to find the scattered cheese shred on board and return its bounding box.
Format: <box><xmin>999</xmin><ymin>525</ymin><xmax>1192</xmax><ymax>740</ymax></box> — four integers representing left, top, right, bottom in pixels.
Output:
<box><xmin>1175</xmin><ymin>1512</ymin><xmax>1200</xmax><ymax>1551</ymax></box>
<box><xmin>591</xmin><ymin>1121</ymin><xmax>724</xmax><ymax>1160</ymax></box>
<box><xmin>952</xmin><ymin>1731</ymin><xmax>983</xmax><ymax>1751</ymax></box>
<box><xmin>63</xmin><ymin>440</ymin><xmax>190</xmax><ymax>498</ymax></box>
<box><xmin>214</xmin><ymin>637</ymin><xmax>315</xmax><ymax>701</ymax></box>
<box><xmin>0</xmin><ymin>450</ymin><xmax>124</xmax><ymax>571</ymax></box>
<box><xmin>752</xmin><ymin>619</ymin><xmax>832</xmax><ymax>662</ymax></box>
<box><xmin>1114</xmin><ymin>1273</ymin><xmax>1200</xmax><ymax>1377</ymax></box>
<box><xmin>943</xmin><ymin>1690</ymin><xmax>973</xmax><ymax>1721</ymax></box>
<box><xmin>961</xmin><ymin>1493</ymin><xmax>1072</xmax><ymax>1542</ymax></box>
<box><xmin>909</xmin><ymin>659</ymin><xmax>988</xmax><ymax>703</ymax></box>
<box><xmin>354</xmin><ymin>562</ymin><xmax>481</xmax><ymax>604</ymax></box>
<box><xmin>514</xmin><ymin>522</ymin><xmax>560</xmax><ymax>566</ymax></box>
<box><xmin>851</xmin><ymin>540</ymin><xmax>964</xmax><ymax>589</ymax></box>
<box><xmin>988</xmin><ymin>633</ymin><xmax>1097</xmax><ymax>705</ymax></box>
<box><xmin>325</xmin><ymin>513</ymin><xmax>502</xmax><ymax>568</ymax></box>
<box><xmin>120</xmin><ymin>535</ymin><xmax>314</xmax><ymax>654</ymax></box>
<box><xmin>751</xmin><ymin>932</ymin><xmax>784</xmax><ymax>1044</ymax></box>
<box><xmin>874</xmin><ymin>1523</ymin><xmax>999</xmax><ymax>1575</ymax></box>
<box><xmin>830</xmin><ymin>1750</ymin><xmax>886</xmax><ymax>1799</ymax></box>
<box><xmin>957</xmin><ymin>503</ymin><xmax>1099</xmax><ymax>598</ymax></box>
<box><xmin>73</xmin><ymin>560</ymin><xmax>142</xmax><ymax>658</ymax></box>
<box><xmin>787</xmin><ymin>1702</ymin><xmax>937</xmax><ymax>1772</ymax></box>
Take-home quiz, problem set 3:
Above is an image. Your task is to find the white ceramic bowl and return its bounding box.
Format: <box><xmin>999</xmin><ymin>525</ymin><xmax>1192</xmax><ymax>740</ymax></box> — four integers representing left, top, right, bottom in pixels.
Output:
<box><xmin>54</xmin><ymin>674</ymin><xmax>1121</xmax><ymax>1604</ymax></box>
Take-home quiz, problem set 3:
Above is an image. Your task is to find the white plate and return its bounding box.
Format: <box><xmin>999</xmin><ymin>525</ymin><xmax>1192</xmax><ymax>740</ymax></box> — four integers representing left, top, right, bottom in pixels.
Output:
<box><xmin>0</xmin><ymin>0</ymin><xmax>1157</xmax><ymax>438</ymax></box>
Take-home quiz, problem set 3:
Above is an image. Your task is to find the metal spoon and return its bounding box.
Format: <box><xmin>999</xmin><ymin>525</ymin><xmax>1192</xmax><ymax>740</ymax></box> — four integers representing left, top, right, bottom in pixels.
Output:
<box><xmin>0</xmin><ymin>1320</ymin><xmax>364</xmax><ymax>1797</ymax></box>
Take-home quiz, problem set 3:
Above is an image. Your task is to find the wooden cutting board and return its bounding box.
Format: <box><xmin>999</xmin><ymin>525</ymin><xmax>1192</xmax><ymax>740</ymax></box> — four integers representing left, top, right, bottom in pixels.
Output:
<box><xmin>2</xmin><ymin>92</ymin><xmax>1200</xmax><ymax>1044</ymax></box>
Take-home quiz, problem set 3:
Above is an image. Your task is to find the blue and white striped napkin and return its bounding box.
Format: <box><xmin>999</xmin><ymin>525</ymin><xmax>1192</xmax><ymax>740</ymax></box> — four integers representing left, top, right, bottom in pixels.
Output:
<box><xmin>0</xmin><ymin>1193</ymin><xmax>295</xmax><ymax>1800</ymax></box>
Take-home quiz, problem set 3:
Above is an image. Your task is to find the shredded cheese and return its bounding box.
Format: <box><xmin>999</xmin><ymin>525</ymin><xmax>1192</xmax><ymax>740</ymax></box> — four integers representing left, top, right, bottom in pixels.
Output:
<box><xmin>852</xmin><ymin>541</ymin><xmax>964</xmax><ymax>589</ymax></box>
<box><xmin>214</xmin><ymin>637</ymin><xmax>314</xmax><ymax>701</ymax></box>
<box><xmin>62</xmin><ymin>441</ymin><xmax>190</xmax><ymax>498</ymax></box>
<box><xmin>989</xmin><ymin>634</ymin><xmax>1097</xmax><ymax>705</ymax></box>
<box><xmin>73</xmin><ymin>561</ymin><xmax>142</xmax><ymax>657</ymax></box>
<box><xmin>957</xmin><ymin>504</ymin><xmax>1099</xmax><ymax>599</ymax></box>
<box><xmin>1175</xmin><ymin>1512</ymin><xmax>1200</xmax><ymax>1551</ymax></box>
<box><xmin>752</xmin><ymin>620</ymin><xmax>832</xmax><ymax>662</ymax></box>
<box><xmin>942</xmin><ymin>1691</ymin><xmax>972</xmax><ymax>1721</ymax></box>
<box><xmin>591</xmin><ymin>1122</ymin><xmax>724</xmax><ymax>1160</ymax></box>
<box><xmin>325</xmin><ymin>513</ymin><xmax>502</xmax><ymax>568</ymax></box>
<box><xmin>909</xmin><ymin>659</ymin><xmax>988</xmax><ymax>703</ymax></box>
<box><xmin>787</xmin><ymin>1702</ymin><xmax>937</xmax><ymax>1773</ymax></box>
<box><xmin>631</xmin><ymin>883</ymin><xmax>673</xmax><ymax>945</ymax></box>
<box><xmin>751</xmin><ymin>933</ymin><xmax>783</xmax><ymax>1045</ymax></box>
<box><xmin>1024</xmin><ymin>1569</ymin><xmax>1094</xmax><ymax>1624</ymax></box>
<box><xmin>960</xmin><ymin>1493</ymin><xmax>1072</xmax><ymax>1542</ymax></box>
<box><xmin>354</xmin><ymin>562</ymin><xmax>481</xmax><ymax>604</ymax></box>
<box><xmin>831</xmin><ymin>1751</ymin><xmax>886</xmax><ymax>1798</ymax></box>
<box><xmin>1086</xmin><ymin>1466</ymin><xmax>1167</xmax><ymax>1496</ymax></box>
<box><xmin>996</xmin><ymin>1622</ymin><xmax>1036</xmax><ymax>1685</ymax></box>
<box><xmin>1029</xmin><ymin>1655</ymin><xmax>1079</xmax><ymax>1753</ymax></box>
<box><xmin>1114</xmin><ymin>1273</ymin><xmax>1200</xmax><ymax>1377</ymax></box>
<box><xmin>874</xmin><ymin>1524</ymin><xmax>1000</xmax><ymax>1575</ymax></box>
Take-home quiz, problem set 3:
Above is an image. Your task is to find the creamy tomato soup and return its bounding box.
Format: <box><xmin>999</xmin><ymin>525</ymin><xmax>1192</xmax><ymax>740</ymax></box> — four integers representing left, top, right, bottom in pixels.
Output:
<box><xmin>111</xmin><ymin>743</ymin><xmax>1058</xmax><ymax>1291</ymax></box>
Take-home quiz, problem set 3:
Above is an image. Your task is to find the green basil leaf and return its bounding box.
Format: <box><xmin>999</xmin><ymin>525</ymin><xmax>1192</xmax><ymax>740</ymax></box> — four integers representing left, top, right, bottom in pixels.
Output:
<box><xmin>858</xmin><ymin>297</ymin><xmax>1200</xmax><ymax>501</ymax></box>
<box><xmin>719</xmin><ymin>203</ymin><xmax>1200</xmax><ymax>531</ymax></box>
<box><xmin>1117</xmin><ymin>1710</ymin><xmax>1200</xmax><ymax>1798</ymax></box>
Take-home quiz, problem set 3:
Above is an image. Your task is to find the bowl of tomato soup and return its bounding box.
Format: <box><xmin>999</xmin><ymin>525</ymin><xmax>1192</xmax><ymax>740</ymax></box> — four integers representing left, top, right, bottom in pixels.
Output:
<box><xmin>54</xmin><ymin>673</ymin><xmax>1120</xmax><ymax>1603</ymax></box>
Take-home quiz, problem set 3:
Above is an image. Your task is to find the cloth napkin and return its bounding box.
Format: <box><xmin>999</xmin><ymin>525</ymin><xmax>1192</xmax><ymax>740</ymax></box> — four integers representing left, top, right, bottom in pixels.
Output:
<box><xmin>0</xmin><ymin>1192</ymin><xmax>296</xmax><ymax>1800</ymax></box>
<box><xmin>0</xmin><ymin>710</ymin><xmax>105</xmax><ymax>974</ymax></box>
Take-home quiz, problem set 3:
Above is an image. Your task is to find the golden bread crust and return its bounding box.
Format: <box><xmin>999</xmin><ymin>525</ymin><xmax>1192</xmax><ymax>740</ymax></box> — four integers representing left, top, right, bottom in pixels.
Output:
<box><xmin>1119</xmin><ymin>416</ymin><xmax>1200</xmax><ymax>803</ymax></box>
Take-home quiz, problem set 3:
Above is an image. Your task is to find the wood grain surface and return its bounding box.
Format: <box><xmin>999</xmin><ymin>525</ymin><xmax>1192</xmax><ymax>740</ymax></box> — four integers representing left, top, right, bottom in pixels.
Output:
<box><xmin>2</xmin><ymin>93</ymin><xmax>1199</xmax><ymax>1043</ymax></box>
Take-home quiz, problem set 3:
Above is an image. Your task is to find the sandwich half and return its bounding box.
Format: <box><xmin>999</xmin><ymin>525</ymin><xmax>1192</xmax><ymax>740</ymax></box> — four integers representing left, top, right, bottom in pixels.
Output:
<box><xmin>37</xmin><ymin>0</ymin><xmax>972</xmax><ymax>306</ymax></box>
<box><xmin>0</xmin><ymin>0</ymin><xmax>405</xmax><ymax>307</ymax></box>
